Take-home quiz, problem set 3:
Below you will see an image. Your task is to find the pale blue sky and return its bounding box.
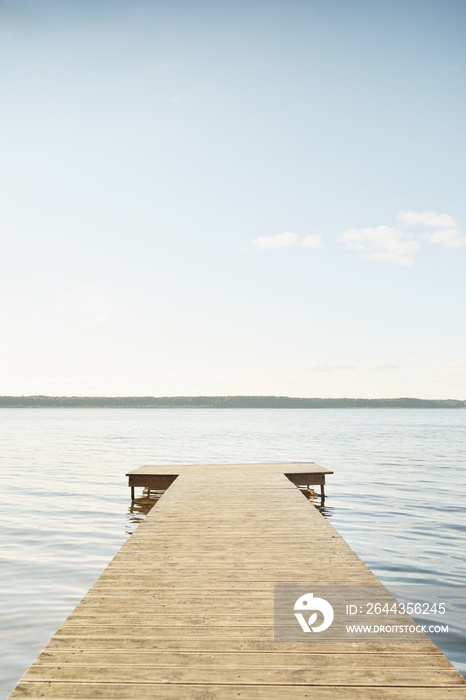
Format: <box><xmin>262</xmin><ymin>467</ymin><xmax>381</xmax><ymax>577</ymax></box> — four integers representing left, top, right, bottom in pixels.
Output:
<box><xmin>1</xmin><ymin>0</ymin><xmax>465</xmax><ymax>398</ymax></box>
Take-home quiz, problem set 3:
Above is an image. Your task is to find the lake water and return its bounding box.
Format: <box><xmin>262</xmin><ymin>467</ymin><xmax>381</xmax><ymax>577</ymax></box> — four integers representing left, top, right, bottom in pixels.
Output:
<box><xmin>0</xmin><ymin>407</ymin><xmax>465</xmax><ymax>697</ymax></box>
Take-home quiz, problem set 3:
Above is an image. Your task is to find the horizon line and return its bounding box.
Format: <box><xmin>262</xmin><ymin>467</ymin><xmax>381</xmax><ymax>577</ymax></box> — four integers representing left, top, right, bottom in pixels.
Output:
<box><xmin>0</xmin><ymin>394</ymin><xmax>464</xmax><ymax>403</ymax></box>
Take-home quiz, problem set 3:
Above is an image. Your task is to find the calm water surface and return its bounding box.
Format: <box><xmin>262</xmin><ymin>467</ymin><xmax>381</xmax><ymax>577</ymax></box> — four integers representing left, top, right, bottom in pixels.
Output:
<box><xmin>0</xmin><ymin>408</ymin><xmax>465</xmax><ymax>697</ymax></box>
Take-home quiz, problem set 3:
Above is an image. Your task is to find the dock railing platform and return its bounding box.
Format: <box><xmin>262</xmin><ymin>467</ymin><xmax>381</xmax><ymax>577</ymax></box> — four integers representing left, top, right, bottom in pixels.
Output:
<box><xmin>126</xmin><ymin>460</ymin><xmax>333</xmax><ymax>501</ymax></box>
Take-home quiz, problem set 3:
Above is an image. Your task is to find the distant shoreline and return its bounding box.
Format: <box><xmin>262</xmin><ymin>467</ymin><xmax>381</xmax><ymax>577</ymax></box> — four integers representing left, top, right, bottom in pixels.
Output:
<box><xmin>0</xmin><ymin>396</ymin><xmax>464</xmax><ymax>408</ymax></box>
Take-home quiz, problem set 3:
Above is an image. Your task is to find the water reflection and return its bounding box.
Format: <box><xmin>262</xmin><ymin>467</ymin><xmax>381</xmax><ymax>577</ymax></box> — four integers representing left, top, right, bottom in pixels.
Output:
<box><xmin>298</xmin><ymin>486</ymin><xmax>333</xmax><ymax>518</ymax></box>
<box><xmin>126</xmin><ymin>489</ymin><xmax>164</xmax><ymax>534</ymax></box>
<box><xmin>317</xmin><ymin>503</ymin><xmax>334</xmax><ymax>518</ymax></box>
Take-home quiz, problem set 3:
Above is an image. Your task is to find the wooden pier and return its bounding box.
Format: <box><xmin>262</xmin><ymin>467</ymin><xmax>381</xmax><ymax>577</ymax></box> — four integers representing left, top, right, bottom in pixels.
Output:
<box><xmin>9</xmin><ymin>462</ymin><xmax>466</xmax><ymax>699</ymax></box>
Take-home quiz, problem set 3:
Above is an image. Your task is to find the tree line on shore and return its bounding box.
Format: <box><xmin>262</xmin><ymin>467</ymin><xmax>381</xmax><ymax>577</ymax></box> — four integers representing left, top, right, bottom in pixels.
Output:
<box><xmin>0</xmin><ymin>395</ymin><xmax>464</xmax><ymax>408</ymax></box>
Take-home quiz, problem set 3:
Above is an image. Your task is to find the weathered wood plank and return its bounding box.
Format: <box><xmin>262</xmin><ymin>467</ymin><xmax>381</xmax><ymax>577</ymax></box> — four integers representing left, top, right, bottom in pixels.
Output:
<box><xmin>42</xmin><ymin>636</ymin><xmax>444</xmax><ymax>652</ymax></box>
<box><xmin>36</xmin><ymin>650</ymin><xmax>453</xmax><ymax>668</ymax></box>
<box><xmin>11</xmin><ymin>683</ymin><xmax>466</xmax><ymax>699</ymax></box>
<box><xmin>21</xmin><ymin>664</ymin><xmax>464</xmax><ymax>685</ymax></box>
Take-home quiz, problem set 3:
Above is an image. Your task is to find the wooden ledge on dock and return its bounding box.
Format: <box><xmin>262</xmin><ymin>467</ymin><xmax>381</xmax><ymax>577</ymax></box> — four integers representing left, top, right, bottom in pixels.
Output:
<box><xmin>9</xmin><ymin>461</ymin><xmax>466</xmax><ymax>699</ymax></box>
<box><xmin>126</xmin><ymin>460</ymin><xmax>334</xmax><ymax>501</ymax></box>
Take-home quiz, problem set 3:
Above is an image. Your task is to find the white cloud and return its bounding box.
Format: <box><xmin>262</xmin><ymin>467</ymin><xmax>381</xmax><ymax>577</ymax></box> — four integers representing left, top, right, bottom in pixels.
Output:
<box><xmin>399</xmin><ymin>210</ymin><xmax>466</xmax><ymax>248</ymax></box>
<box><xmin>422</xmin><ymin>228</ymin><xmax>466</xmax><ymax>249</ymax></box>
<box><xmin>249</xmin><ymin>231</ymin><xmax>299</xmax><ymax>249</ymax></box>
<box><xmin>398</xmin><ymin>210</ymin><xmax>457</xmax><ymax>229</ymax></box>
<box><xmin>338</xmin><ymin>225</ymin><xmax>419</xmax><ymax>266</ymax></box>
<box><xmin>339</xmin><ymin>210</ymin><xmax>464</xmax><ymax>264</ymax></box>
<box><xmin>251</xmin><ymin>211</ymin><xmax>463</xmax><ymax>264</ymax></box>
<box><xmin>249</xmin><ymin>232</ymin><xmax>321</xmax><ymax>250</ymax></box>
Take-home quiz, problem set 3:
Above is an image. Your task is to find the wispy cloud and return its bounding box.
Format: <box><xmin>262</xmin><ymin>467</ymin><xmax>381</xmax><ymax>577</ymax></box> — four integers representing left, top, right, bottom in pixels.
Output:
<box><xmin>249</xmin><ymin>212</ymin><xmax>463</xmax><ymax>264</ymax></box>
<box><xmin>421</xmin><ymin>228</ymin><xmax>466</xmax><ymax>249</ymax></box>
<box><xmin>249</xmin><ymin>232</ymin><xmax>322</xmax><ymax>250</ymax></box>
<box><xmin>339</xmin><ymin>210</ymin><xmax>464</xmax><ymax>264</ymax></box>
<box><xmin>338</xmin><ymin>225</ymin><xmax>419</xmax><ymax>267</ymax></box>
<box><xmin>398</xmin><ymin>210</ymin><xmax>457</xmax><ymax>229</ymax></box>
<box><xmin>399</xmin><ymin>210</ymin><xmax>466</xmax><ymax>249</ymax></box>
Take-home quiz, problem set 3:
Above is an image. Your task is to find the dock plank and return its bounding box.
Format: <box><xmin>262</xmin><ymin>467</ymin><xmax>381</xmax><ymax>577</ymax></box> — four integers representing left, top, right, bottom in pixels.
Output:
<box><xmin>9</xmin><ymin>683</ymin><xmax>466</xmax><ymax>699</ymax></box>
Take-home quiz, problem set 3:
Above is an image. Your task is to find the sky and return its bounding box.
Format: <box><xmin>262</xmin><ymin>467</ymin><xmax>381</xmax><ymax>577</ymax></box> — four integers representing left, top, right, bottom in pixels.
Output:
<box><xmin>1</xmin><ymin>0</ymin><xmax>465</xmax><ymax>399</ymax></box>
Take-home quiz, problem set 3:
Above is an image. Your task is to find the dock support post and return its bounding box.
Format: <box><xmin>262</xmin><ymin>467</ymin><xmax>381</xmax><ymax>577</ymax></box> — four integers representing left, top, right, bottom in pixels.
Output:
<box><xmin>131</xmin><ymin>486</ymin><xmax>135</xmax><ymax>500</ymax></box>
<box><xmin>320</xmin><ymin>483</ymin><xmax>325</xmax><ymax>503</ymax></box>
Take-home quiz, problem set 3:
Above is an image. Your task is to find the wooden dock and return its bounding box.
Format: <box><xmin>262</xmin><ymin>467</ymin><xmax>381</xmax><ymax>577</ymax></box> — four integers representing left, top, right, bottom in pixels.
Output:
<box><xmin>9</xmin><ymin>462</ymin><xmax>466</xmax><ymax>699</ymax></box>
